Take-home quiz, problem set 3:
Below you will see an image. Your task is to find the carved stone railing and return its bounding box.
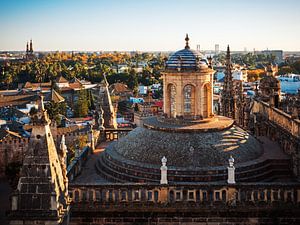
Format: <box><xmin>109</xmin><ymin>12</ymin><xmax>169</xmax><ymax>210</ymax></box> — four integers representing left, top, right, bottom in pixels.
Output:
<box><xmin>252</xmin><ymin>100</ymin><xmax>300</xmax><ymax>138</ymax></box>
<box><xmin>69</xmin><ymin>182</ymin><xmax>300</xmax><ymax>211</ymax></box>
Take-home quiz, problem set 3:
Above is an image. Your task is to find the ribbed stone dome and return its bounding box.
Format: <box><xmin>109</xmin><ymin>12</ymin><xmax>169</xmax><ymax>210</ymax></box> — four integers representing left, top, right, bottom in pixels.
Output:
<box><xmin>165</xmin><ymin>34</ymin><xmax>204</xmax><ymax>70</ymax></box>
<box><xmin>166</xmin><ymin>48</ymin><xmax>204</xmax><ymax>70</ymax></box>
<box><xmin>109</xmin><ymin>125</ymin><xmax>263</xmax><ymax>168</ymax></box>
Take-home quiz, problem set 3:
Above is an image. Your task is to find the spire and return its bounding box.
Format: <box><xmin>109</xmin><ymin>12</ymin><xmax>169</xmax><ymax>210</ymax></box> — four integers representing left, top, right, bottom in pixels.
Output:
<box><xmin>99</xmin><ymin>77</ymin><xmax>117</xmax><ymax>129</ymax></box>
<box><xmin>224</xmin><ymin>45</ymin><xmax>233</xmax><ymax>90</ymax></box>
<box><xmin>226</xmin><ymin>45</ymin><xmax>231</xmax><ymax>64</ymax></box>
<box><xmin>26</xmin><ymin>41</ymin><xmax>29</xmax><ymax>53</ymax></box>
<box><xmin>221</xmin><ymin>44</ymin><xmax>234</xmax><ymax>118</ymax></box>
<box><xmin>185</xmin><ymin>33</ymin><xmax>190</xmax><ymax>49</ymax></box>
<box><xmin>30</xmin><ymin>39</ymin><xmax>33</xmax><ymax>53</ymax></box>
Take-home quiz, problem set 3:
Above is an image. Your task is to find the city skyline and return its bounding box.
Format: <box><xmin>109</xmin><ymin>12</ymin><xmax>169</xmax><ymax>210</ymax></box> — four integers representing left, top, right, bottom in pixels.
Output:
<box><xmin>1</xmin><ymin>0</ymin><xmax>300</xmax><ymax>51</ymax></box>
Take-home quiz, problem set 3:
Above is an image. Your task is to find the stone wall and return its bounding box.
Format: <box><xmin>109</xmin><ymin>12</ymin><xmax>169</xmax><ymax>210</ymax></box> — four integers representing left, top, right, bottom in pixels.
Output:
<box><xmin>252</xmin><ymin>100</ymin><xmax>300</xmax><ymax>137</ymax></box>
<box><xmin>69</xmin><ymin>183</ymin><xmax>300</xmax><ymax>225</ymax></box>
<box><xmin>70</xmin><ymin>215</ymin><xmax>300</xmax><ymax>225</ymax></box>
<box><xmin>0</xmin><ymin>136</ymin><xmax>28</xmax><ymax>177</ymax></box>
<box><xmin>0</xmin><ymin>125</ymin><xmax>92</xmax><ymax>178</ymax></box>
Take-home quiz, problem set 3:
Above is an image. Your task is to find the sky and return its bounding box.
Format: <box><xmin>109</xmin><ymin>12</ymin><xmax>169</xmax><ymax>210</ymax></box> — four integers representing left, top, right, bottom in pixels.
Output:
<box><xmin>1</xmin><ymin>0</ymin><xmax>300</xmax><ymax>51</ymax></box>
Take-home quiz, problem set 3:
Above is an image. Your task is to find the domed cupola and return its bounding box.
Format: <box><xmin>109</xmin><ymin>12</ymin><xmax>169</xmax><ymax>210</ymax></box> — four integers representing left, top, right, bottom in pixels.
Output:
<box><xmin>166</xmin><ymin>34</ymin><xmax>204</xmax><ymax>70</ymax></box>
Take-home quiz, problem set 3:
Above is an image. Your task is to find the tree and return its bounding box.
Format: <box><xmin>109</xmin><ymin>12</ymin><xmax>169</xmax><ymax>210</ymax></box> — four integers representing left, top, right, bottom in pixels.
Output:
<box><xmin>128</xmin><ymin>68</ymin><xmax>139</xmax><ymax>95</ymax></box>
<box><xmin>78</xmin><ymin>134</ymin><xmax>88</xmax><ymax>149</ymax></box>
<box><xmin>278</xmin><ymin>66</ymin><xmax>294</xmax><ymax>75</ymax></box>
<box><xmin>3</xmin><ymin>71</ymin><xmax>13</xmax><ymax>89</ymax></box>
<box><xmin>45</xmin><ymin>101</ymin><xmax>67</xmax><ymax>125</ymax></box>
<box><xmin>75</xmin><ymin>89</ymin><xmax>89</xmax><ymax>117</ymax></box>
<box><xmin>247</xmin><ymin>69</ymin><xmax>265</xmax><ymax>82</ymax></box>
<box><xmin>292</xmin><ymin>61</ymin><xmax>300</xmax><ymax>74</ymax></box>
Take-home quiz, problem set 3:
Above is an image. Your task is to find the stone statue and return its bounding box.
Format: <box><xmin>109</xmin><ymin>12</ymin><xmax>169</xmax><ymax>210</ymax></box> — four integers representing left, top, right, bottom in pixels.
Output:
<box><xmin>98</xmin><ymin>107</ymin><xmax>105</xmax><ymax>130</ymax></box>
<box><xmin>59</xmin><ymin>135</ymin><xmax>68</xmax><ymax>186</ymax></box>
<box><xmin>160</xmin><ymin>156</ymin><xmax>168</xmax><ymax>185</ymax></box>
<box><xmin>227</xmin><ymin>155</ymin><xmax>235</xmax><ymax>184</ymax></box>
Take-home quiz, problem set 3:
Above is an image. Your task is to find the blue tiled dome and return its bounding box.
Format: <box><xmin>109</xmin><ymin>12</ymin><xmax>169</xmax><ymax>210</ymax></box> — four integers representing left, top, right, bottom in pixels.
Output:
<box><xmin>166</xmin><ymin>34</ymin><xmax>204</xmax><ymax>70</ymax></box>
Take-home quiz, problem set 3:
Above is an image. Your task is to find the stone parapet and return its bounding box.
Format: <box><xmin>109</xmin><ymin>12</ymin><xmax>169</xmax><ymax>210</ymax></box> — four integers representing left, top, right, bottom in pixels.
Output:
<box><xmin>253</xmin><ymin>99</ymin><xmax>300</xmax><ymax>138</ymax></box>
<box><xmin>69</xmin><ymin>182</ymin><xmax>300</xmax><ymax>210</ymax></box>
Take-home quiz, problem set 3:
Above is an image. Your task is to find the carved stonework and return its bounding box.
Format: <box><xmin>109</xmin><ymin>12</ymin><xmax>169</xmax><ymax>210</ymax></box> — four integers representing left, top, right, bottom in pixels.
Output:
<box><xmin>8</xmin><ymin>96</ymin><xmax>70</xmax><ymax>225</ymax></box>
<box><xmin>97</xmin><ymin>76</ymin><xmax>117</xmax><ymax>129</ymax></box>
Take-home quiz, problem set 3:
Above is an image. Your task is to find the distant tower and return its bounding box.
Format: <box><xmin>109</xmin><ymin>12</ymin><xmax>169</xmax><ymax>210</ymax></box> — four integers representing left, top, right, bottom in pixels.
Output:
<box><xmin>30</xmin><ymin>39</ymin><xmax>33</xmax><ymax>53</ymax></box>
<box><xmin>221</xmin><ymin>45</ymin><xmax>235</xmax><ymax>118</ymax></box>
<box><xmin>25</xmin><ymin>39</ymin><xmax>34</xmax><ymax>60</ymax></box>
<box><xmin>215</xmin><ymin>44</ymin><xmax>220</xmax><ymax>54</ymax></box>
<box><xmin>8</xmin><ymin>96</ymin><xmax>70</xmax><ymax>225</ymax></box>
<box><xmin>196</xmin><ymin>44</ymin><xmax>201</xmax><ymax>52</ymax></box>
<box><xmin>26</xmin><ymin>42</ymin><xmax>29</xmax><ymax>54</ymax></box>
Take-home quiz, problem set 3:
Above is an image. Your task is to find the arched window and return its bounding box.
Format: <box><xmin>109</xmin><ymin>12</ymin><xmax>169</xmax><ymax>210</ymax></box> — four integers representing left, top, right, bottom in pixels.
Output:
<box><xmin>169</xmin><ymin>84</ymin><xmax>176</xmax><ymax>117</ymax></box>
<box><xmin>184</xmin><ymin>84</ymin><xmax>195</xmax><ymax>114</ymax></box>
<box><xmin>203</xmin><ymin>83</ymin><xmax>212</xmax><ymax>118</ymax></box>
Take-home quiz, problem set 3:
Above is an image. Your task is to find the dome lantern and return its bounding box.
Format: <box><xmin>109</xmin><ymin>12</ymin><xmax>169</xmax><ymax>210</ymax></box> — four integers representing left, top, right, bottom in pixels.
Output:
<box><xmin>185</xmin><ymin>33</ymin><xmax>190</xmax><ymax>49</ymax></box>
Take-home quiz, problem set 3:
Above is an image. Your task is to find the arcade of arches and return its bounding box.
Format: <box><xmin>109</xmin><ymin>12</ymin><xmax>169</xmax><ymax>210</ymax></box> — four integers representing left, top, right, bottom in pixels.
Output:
<box><xmin>164</xmin><ymin>73</ymin><xmax>213</xmax><ymax>119</ymax></box>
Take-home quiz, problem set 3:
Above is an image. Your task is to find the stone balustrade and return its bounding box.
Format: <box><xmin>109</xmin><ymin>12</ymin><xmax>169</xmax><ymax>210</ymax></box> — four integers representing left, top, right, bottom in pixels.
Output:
<box><xmin>253</xmin><ymin>100</ymin><xmax>300</xmax><ymax>138</ymax></box>
<box><xmin>69</xmin><ymin>183</ymin><xmax>300</xmax><ymax>210</ymax></box>
<box><xmin>252</xmin><ymin>99</ymin><xmax>300</xmax><ymax>179</ymax></box>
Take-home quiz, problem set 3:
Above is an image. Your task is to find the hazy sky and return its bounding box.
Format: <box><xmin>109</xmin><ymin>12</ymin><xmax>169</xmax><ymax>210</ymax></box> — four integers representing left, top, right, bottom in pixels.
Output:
<box><xmin>1</xmin><ymin>0</ymin><xmax>300</xmax><ymax>51</ymax></box>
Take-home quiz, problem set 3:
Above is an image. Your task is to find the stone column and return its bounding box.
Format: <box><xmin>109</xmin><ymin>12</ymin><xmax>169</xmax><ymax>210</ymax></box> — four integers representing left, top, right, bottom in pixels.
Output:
<box><xmin>160</xmin><ymin>156</ymin><xmax>168</xmax><ymax>185</ymax></box>
<box><xmin>227</xmin><ymin>155</ymin><xmax>235</xmax><ymax>184</ymax></box>
<box><xmin>210</xmin><ymin>74</ymin><xmax>214</xmax><ymax>116</ymax></box>
<box><xmin>163</xmin><ymin>74</ymin><xmax>167</xmax><ymax>115</ymax></box>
